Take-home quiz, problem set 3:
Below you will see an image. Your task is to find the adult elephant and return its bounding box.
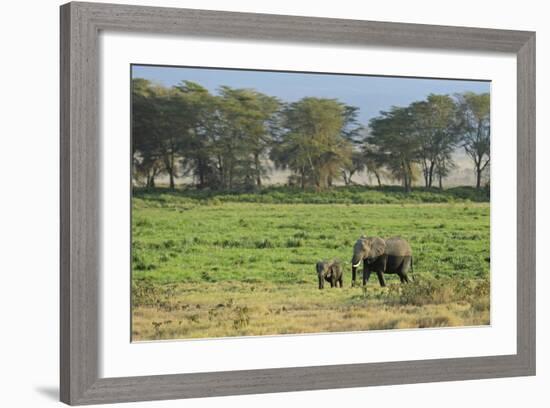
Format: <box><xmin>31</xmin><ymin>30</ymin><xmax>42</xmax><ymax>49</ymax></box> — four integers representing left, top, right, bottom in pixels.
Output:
<box><xmin>351</xmin><ymin>236</ymin><xmax>413</xmax><ymax>287</ymax></box>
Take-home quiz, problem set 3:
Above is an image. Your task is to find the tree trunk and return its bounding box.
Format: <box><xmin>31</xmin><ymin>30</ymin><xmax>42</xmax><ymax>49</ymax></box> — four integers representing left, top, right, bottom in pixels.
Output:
<box><xmin>422</xmin><ymin>160</ymin><xmax>429</xmax><ymax>188</ymax></box>
<box><xmin>299</xmin><ymin>167</ymin><xmax>305</xmax><ymax>190</ymax></box>
<box><xmin>165</xmin><ymin>151</ymin><xmax>176</xmax><ymax>189</ymax></box>
<box><xmin>169</xmin><ymin>171</ymin><xmax>175</xmax><ymax>189</ymax></box>
<box><xmin>216</xmin><ymin>155</ymin><xmax>224</xmax><ymax>188</ymax></box>
<box><xmin>476</xmin><ymin>167</ymin><xmax>482</xmax><ymax>189</ymax></box>
<box><xmin>374</xmin><ymin>171</ymin><xmax>382</xmax><ymax>187</ymax></box>
<box><xmin>314</xmin><ymin>170</ymin><xmax>322</xmax><ymax>191</ymax></box>
<box><xmin>439</xmin><ymin>174</ymin><xmax>443</xmax><ymax>189</ymax></box>
<box><xmin>197</xmin><ymin>157</ymin><xmax>206</xmax><ymax>188</ymax></box>
<box><xmin>198</xmin><ymin>170</ymin><xmax>205</xmax><ymax>188</ymax></box>
<box><xmin>404</xmin><ymin>161</ymin><xmax>413</xmax><ymax>193</ymax></box>
<box><xmin>254</xmin><ymin>153</ymin><xmax>262</xmax><ymax>187</ymax></box>
<box><xmin>403</xmin><ymin>170</ymin><xmax>410</xmax><ymax>193</ymax></box>
<box><xmin>342</xmin><ymin>171</ymin><xmax>350</xmax><ymax>186</ymax></box>
<box><xmin>428</xmin><ymin>161</ymin><xmax>435</xmax><ymax>188</ymax></box>
<box><xmin>401</xmin><ymin>160</ymin><xmax>408</xmax><ymax>192</ymax></box>
<box><xmin>146</xmin><ymin>173</ymin><xmax>155</xmax><ymax>189</ymax></box>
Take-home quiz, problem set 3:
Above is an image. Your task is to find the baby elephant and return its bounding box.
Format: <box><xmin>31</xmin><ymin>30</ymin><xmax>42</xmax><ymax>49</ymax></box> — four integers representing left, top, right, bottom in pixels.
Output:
<box><xmin>316</xmin><ymin>260</ymin><xmax>343</xmax><ymax>289</ymax></box>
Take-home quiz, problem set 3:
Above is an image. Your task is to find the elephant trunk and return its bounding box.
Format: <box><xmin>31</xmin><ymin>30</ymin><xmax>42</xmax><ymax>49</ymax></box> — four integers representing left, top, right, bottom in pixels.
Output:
<box><xmin>318</xmin><ymin>274</ymin><xmax>324</xmax><ymax>290</ymax></box>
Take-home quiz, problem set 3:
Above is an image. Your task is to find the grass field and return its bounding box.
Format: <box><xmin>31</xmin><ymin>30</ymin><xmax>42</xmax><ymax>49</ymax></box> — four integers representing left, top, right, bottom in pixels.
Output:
<box><xmin>131</xmin><ymin>187</ymin><xmax>490</xmax><ymax>341</ymax></box>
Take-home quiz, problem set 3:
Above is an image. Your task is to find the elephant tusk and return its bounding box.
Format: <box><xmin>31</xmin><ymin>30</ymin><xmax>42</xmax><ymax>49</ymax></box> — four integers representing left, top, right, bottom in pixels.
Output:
<box><xmin>352</xmin><ymin>259</ymin><xmax>362</xmax><ymax>268</ymax></box>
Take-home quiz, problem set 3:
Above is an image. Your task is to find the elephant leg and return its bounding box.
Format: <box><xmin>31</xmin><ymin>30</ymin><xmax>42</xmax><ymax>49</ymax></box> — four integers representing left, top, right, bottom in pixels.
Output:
<box><xmin>376</xmin><ymin>271</ymin><xmax>386</xmax><ymax>287</ymax></box>
<box><xmin>380</xmin><ymin>255</ymin><xmax>388</xmax><ymax>274</ymax></box>
<box><xmin>362</xmin><ymin>260</ymin><xmax>370</xmax><ymax>286</ymax></box>
<box><xmin>400</xmin><ymin>256</ymin><xmax>412</xmax><ymax>283</ymax></box>
<box><xmin>398</xmin><ymin>273</ymin><xmax>405</xmax><ymax>283</ymax></box>
<box><xmin>362</xmin><ymin>268</ymin><xmax>372</xmax><ymax>286</ymax></box>
<box><xmin>338</xmin><ymin>276</ymin><xmax>343</xmax><ymax>288</ymax></box>
<box><xmin>351</xmin><ymin>267</ymin><xmax>357</xmax><ymax>287</ymax></box>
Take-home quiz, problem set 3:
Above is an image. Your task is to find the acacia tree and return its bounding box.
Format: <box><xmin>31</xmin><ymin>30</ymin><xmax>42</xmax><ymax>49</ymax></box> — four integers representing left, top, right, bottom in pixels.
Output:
<box><xmin>156</xmin><ymin>89</ymin><xmax>191</xmax><ymax>189</ymax></box>
<box><xmin>132</xmin><ymin>81</ymin><xmax>281</xmax><ymax>190</ymax></box>
<box><xmin>410</xmin><ymin>94</ymin><xmax>460</xmax><ymax>188</ymax></box>
<box><xmin>241</xmin><ymin>91</ymin><xmax>281</xmax><ymax>188</ymax></box>
<box><xmin>132</xmin><ymin>80</ymin><xmax>190</xmax><ymax>189</ymax></box>
<box><xmin>368</xmin><ymin>106</ymin><xmax>420</xmax><ymax>193</ymax></box>
<box><xmin>132</xmin><ymin>78</ymin><xmax>170</xmax><ymax>188</ymax></box>
<box><xmin>340</xmin><ymin>108</ymin><xmax>365</xmax><ymax>185</ymax></box>
<box><xmin>173</xmin><ymin>81</ymin><xmax>222</xmax><ymax>189</ymax></box>
<box><xmin>213</xmin><ymin>87</ymin><xmax>280</xmax><ymax>189</ymax></box>
<box><xmin>271</xmin><ymin>97</ymin><xmax>354</xmax><ymax>190</ymax></box>
<box><xmin>456</xmin><ymin>92</ymin><xmax>490</xmax><ymax>189</ymax></box>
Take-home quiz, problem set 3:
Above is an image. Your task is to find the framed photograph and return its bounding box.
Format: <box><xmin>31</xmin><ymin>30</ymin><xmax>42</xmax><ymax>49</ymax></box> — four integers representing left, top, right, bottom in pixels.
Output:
<box><xmin>60</xmin><ymin>2</ymin><xmax>535</xmax><ymax>405</ymax></box>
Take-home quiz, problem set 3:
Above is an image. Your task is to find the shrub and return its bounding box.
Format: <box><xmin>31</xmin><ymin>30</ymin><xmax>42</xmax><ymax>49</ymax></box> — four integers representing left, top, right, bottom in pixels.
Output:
<box><xmin>416</xmin><ymin>312</ymin><xmax>461</xmax><ymax>328</ymax></box>
<box><xmin>388</xmin><ymin>277</ymin><xmax>489</xmax><ymax>307</ymax></box>
<box><xmin>255</xmin><ymin>238</ymin><xmax>274</xmax><ymax>249</ymax></box>
<box><xmin>132</xmin><ymin>185</ymin><xmax>489</xmax><ymax>205</ymax></box>
<box><xmin>286</xmin><ymin>238</ymin><xmax>304</xmax><ymax>248</ymax></box>
<box><xmin>233</xmin><ymin>306</ymin><xmax>250</xmax><ymax>329</ymax></box>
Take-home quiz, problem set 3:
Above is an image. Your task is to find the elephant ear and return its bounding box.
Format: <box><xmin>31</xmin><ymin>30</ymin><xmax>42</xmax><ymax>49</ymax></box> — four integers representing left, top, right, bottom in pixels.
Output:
<box><xmin>316</xmin><ymin>261</ymin><xmax>324</xmax><ymax>273</ymax></box>
<box><xmin>368</xmin><ymin>237</ymin><xmax>386</xmax><ymax>258</ymax></box>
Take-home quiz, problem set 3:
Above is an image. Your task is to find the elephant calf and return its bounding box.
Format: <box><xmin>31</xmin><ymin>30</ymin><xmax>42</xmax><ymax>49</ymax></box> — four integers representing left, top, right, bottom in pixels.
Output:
<box><xmin>316</xmin><ymin>260</ymin><xmax>343</xmax><ymax>289</ymax></box>
<box><xmin>351</xmin><ymin>236</ymin><xmax>413</xmax><ymax>287</ymax></box>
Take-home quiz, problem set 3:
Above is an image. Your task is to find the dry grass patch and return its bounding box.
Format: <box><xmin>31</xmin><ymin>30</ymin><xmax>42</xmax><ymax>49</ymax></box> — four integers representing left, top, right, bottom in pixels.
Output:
<box><xmin>132</xmin><ymin>281</ymin><xmax>489</xmax><ymax>341</ymax></box>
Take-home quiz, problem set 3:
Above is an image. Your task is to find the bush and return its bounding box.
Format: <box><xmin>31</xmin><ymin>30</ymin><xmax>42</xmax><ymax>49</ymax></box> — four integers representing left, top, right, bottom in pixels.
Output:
<box><xmin>132</xmin><ymin>185</ymin><xmax>490</xmax><ymax>205</ymax></box>
<box><xmin>387</xmin><ymin>277</ymin><xmax>490</xmax><ymax>307</ymax></box>
<box><xmin>286</xmin><ymin>238</ymin><xmax>304</xmax><ymax>248</ymax></box>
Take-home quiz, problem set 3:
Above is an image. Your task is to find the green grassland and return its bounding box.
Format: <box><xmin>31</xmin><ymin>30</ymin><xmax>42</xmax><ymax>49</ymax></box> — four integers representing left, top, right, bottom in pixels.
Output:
<box><xmin>132</xmin><ymin>186</ymin><xmax>490</xmax><ymax>341</ymax></box>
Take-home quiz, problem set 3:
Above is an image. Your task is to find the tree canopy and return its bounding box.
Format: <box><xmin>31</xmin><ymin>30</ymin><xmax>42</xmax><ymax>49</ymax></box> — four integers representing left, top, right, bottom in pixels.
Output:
<box><xmin>131</xmin><ymin>77</ymin><xmax>490</xmax><ymax>192</ymax></box>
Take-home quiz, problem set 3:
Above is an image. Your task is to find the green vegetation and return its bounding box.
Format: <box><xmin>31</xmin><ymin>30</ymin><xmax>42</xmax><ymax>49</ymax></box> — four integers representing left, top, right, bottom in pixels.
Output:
<box><xmin>132</xmin><ymin>188</ymin><xmax>490</xmax><ymax>340</ymax></box>
<box><xmin>130</xmin><ymin>72</ymin><xmax>491</xmax><ymax>341</ymax></box>
<box><xmin>134</xmin><ymin>185</ymin><xmax>489</xmax><ymax>206</ymax></box>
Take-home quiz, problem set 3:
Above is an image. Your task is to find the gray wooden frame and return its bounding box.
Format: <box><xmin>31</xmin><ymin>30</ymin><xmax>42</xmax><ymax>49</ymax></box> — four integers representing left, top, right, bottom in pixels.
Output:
<box><xmin>60</xmin><ymin>1</ymin><xmax>536</xmax><ymax>405</ymax></box>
